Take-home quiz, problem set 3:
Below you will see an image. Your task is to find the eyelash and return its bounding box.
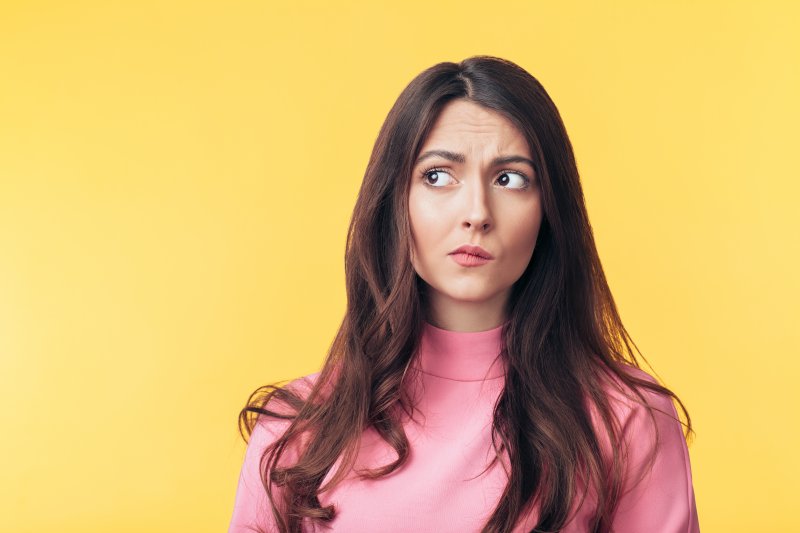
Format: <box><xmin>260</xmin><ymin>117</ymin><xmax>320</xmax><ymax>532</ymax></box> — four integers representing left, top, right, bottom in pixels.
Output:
<box><xmin>420</xmin><ymin>166</ymin><xmax>532</xmax><ymax>190</ymax></box>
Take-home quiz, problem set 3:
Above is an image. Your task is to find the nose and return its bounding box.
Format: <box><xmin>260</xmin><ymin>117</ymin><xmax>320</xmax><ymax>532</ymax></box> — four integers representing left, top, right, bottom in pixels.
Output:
<box><xmin>462</xmin><ymin>180</ymin><xmax>493</xmax><ymax>233</ymax></box>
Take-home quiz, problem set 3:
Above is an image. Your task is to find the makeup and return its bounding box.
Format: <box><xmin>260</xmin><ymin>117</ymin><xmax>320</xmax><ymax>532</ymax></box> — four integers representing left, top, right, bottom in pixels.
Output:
<box><xmin>449</xmin><ymin>252</ymin><xmax>493</xmax><ymax>267</ymax></box>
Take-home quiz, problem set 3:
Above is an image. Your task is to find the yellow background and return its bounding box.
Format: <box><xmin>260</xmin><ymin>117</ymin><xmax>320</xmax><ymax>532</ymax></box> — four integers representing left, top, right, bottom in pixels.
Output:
<box><xmin>1</xmin><ymin>1</ymin><xmax>797</xmax><ymax>531</ymax></box>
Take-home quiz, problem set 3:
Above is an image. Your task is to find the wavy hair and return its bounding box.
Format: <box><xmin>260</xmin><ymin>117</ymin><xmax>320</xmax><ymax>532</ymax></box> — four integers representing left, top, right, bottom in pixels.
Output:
<box><xmin>237</xmin><ymin>55</ymin><xmax>693</xmax><ymax>533</ymax></box>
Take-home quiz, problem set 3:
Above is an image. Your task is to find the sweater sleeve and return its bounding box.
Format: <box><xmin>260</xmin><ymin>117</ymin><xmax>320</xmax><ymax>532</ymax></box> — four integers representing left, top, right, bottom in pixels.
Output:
<box><xmin>610</xmin><ymin>379</ymin><xmax>700</xmax><ymax>533</ymax></box>
<box><xmin>228</xmin><ymin>415</ymin><xmax>286</xmax><ymax>533</ymax></box>
<box><xmin>228</xmin><ymin>373</ymin><xmax>321</xmax><ymax>533</ymax></box>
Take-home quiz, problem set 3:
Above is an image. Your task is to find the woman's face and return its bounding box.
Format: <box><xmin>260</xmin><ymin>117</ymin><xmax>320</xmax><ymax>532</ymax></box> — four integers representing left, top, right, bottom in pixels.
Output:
<box><xmin>408</xmin><ymin>98</ymin><xmax>544</xmax><ymax>325</ymax></box>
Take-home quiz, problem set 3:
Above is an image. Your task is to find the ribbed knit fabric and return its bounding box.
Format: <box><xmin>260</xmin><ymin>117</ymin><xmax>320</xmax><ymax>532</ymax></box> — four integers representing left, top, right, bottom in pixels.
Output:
<box><xmin>228</xmin><ymin>321</ymin><xmax>700</xmax><ymax>532</ymax></box>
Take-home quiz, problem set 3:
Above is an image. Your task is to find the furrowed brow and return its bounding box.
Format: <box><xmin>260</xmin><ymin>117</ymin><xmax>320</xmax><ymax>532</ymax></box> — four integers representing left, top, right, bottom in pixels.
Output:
<box><xmin>415</xmin><ymin>150</ymin><xmax>535</xmax><ymax>171</ymax></box>
<box><xmin>490</xmin><ymin>155</ymin><xmax>536</xmax><ymax>171</ymax></box>
<box><xmin>415</xmin><ymin>150</ymin><xmax>466</xmax><ymax>165</ymax></box>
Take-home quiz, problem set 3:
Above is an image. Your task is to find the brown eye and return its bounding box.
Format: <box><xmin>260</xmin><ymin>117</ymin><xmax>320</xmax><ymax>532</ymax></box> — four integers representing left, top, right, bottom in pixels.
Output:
<box><xmin>496</xmin><ymin>171</ymin><xmax>529</xmax><ymax>189</ymax></box>
<box><xmin>422</xmin><ymin>168</ymin><xmax>454</xmax><ymax>187</ymax></box>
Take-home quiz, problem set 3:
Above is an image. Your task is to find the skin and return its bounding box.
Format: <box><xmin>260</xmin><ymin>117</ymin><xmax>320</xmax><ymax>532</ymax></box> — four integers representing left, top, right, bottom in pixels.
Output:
<box><xmin>408</xmin><ymin>98</ymin><xmax>544</xmax><ymax>332</ymax></box>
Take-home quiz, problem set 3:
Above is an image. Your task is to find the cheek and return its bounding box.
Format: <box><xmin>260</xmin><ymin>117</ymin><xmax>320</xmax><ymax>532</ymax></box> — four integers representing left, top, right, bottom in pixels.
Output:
<box><xmin>409</xmin><ymin>212</ymin><xmax>432</xmax><ymax>266</ymax></box>
<box><xmin>506</xmin><ymin>208</ymin><xmax>543</xmax><ymax>260</ymax></box>
<box><xmin>408</xmin><ymin>190</ymin><xmax>448</xmax><ymax>269</ymax></box>
<box><xmin>408</xmin><ymin>192</ymin><xmax>425</xmax><ymax>266</ymax></box>
<box><xmin>409</xmin><ymin>192</ymin><xmax>432</xmax><ymax>244</ymax></box>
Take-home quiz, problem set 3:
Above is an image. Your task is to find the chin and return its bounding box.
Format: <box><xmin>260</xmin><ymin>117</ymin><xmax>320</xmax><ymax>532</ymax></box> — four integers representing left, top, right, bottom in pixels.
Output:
<box><xmin>437</xmin><ymin>284</ymin><xmax>499</xmax><ymax>303</ymax></box>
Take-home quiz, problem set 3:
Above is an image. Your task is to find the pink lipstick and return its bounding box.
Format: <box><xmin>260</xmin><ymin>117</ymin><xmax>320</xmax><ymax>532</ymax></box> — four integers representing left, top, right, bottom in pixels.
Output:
<box><xmin>448</xmin><ymin>244</ymin><xmax>494</xmax><ymax>267</ymax></box>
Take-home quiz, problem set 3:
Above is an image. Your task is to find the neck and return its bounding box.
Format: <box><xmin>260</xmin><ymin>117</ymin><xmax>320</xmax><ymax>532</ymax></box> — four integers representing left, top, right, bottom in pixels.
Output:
<box><xmin>413</xmin><ymin>319</ymin><xmax>509</xmax><ymax>381</ymax></box>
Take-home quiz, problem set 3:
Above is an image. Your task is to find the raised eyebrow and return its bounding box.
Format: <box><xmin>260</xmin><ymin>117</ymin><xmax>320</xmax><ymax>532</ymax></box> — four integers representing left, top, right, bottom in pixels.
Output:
<box><xmin>415</xmin><ymin>150</ymin><xmax>466</xmax><ymax>165</ymax></box>
<box><xmin>415</xmin><ymin>150</ymin><xmax>535</xmax><ymax>171</ymax></box>
<box><xmin>491</xmin><ymin>155</ymin><xmax>536</xmax><ymax>171</ymax></box>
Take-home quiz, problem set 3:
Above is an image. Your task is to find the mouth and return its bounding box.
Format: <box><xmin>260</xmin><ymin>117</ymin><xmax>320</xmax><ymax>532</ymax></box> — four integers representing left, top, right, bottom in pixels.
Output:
<box><xmin>449</xmin><ymin>251</ymin><xmax>494</xmax><ymax>267</ymax></box>
<box><xmin>448</xmin><ymin>244</ymin><xmax>494</xmax><ymax>259</ymax></box>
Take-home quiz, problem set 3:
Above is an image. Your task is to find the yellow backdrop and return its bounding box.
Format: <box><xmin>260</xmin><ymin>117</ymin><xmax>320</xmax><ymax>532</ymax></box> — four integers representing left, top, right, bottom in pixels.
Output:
<box><xmin>1</xmin><ymin>1</ymin><xmax>797</xmax><ymax>531</ymax></box>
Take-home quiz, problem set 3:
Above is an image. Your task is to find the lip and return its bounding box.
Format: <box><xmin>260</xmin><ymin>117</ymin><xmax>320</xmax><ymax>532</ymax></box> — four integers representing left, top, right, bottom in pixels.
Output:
<box><xmin>450</xmin><ymin>252</ymin><xmax>492</xmax><ymax>267</ymax></box>
<box><xmin>448</xmin><ymin>244</ymin><xmax>494</xmax><ymax>259</ymax></box>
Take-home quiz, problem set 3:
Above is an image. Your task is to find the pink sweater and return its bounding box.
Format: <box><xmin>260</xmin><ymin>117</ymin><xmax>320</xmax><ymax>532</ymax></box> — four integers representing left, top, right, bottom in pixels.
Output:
<box><xmin>229</xmin><ymin>321</ymin><xmax>700</xmax><ymax>532</ymax></box>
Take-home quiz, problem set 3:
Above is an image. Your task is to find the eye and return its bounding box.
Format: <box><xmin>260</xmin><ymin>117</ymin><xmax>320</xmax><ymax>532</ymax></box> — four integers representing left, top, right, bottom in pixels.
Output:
<box><xmin>421</xmin><ymin>167</ymin><xmax>456</xmax><ymax>188</ymax></box>
<box><xmin>496</xmin><ymin>170</ymin><xmax>530</xmax><ymax>190</ymax></box>
<box><xmin>419</xmin><ymin>167</ymin><xmax>532</xmax><ymax>190</ymax></box>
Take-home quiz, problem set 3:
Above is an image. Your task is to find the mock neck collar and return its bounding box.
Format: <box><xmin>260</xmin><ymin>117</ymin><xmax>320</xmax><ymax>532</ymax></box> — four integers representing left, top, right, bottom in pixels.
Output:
<box><xmin>413</xmin><ymin>320</ymin><xmax>508</xmax><ymax>381</ymax></box>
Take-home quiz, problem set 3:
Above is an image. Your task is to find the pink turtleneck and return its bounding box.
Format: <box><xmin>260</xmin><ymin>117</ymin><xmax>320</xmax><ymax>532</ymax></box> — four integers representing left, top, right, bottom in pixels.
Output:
<box><xmin>228</xmin><ymin>321</ymin><xmax>700</xmax><ymax>532</ymax></box>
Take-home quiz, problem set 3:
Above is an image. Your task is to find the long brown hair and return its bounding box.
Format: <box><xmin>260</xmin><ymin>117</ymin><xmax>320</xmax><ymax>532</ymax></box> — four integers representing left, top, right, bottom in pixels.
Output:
<box><xmin>237</xmin><ymin>55</ymin><xmax>693</xmax><ymax>533</ymax></box>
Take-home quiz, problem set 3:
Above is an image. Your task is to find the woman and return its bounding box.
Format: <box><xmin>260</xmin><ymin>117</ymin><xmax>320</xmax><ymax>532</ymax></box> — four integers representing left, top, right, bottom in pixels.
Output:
<box><xmin>228</xmin><ymin>55</ymin><xmax>700</xmax><ymax>533</ymax></box>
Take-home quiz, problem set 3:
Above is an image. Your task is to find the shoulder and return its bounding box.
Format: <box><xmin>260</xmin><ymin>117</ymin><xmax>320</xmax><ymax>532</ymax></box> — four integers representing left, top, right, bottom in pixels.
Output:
<box><xmin>250</xmin><ymin>370</ymin><xmax>323</xmax><ymax>436</ymax></box>
<box><xmin>594</xmin><ymin>366</ymin><xmax>700</xmax><ymax>531</ymax></box>
<box><xmin>600</xmin><ymin>363</ymin><xmax>679</xmax><ymax>426</ymax></box>
<box><xmin>276</xmin><ymin>370</ymin><xmax>323</xmax><ymax>402</ymax></box>
<box><xmin>232</xmin><ymin>372</ymin><xmax>323</xmax><ymax>530</ymax></box>
<box><xmin>595</xmin><ymin>363</ymin><xmax>692</xmax><ymax>485</ymax></box>
<box><xmin>589</xmin><ymin>363</ymin><xmax>687</xmax><ymax>468</ymax></box>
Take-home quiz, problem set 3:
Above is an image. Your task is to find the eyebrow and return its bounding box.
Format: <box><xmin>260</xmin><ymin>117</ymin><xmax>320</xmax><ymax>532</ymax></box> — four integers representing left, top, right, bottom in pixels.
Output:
<box><xmin>414</xmin><ymin>149</ymin><xmax>536</xmax><ymax>171</ymax></box>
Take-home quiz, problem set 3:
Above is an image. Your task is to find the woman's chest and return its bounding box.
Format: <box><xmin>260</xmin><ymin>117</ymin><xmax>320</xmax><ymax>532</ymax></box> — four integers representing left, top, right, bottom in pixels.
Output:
<box><xmin>308</xmin><ymin>378</ymin><xmax>594</xmax><ymax>532</ymax></box>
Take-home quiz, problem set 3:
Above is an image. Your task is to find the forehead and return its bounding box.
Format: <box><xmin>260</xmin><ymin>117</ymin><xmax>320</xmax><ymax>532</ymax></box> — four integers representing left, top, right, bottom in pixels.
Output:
<box><xmin>421</xmin><ymin>99</ymin><xmax>530</xmax><ymax>154</ymax></box>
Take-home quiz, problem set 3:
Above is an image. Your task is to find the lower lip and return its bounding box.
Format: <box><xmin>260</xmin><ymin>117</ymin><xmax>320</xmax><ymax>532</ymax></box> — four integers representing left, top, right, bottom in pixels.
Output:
<box><xmin>449</xmin><ymin>252</ymin><xmax>493</xmax><ymax>267</ymax></box>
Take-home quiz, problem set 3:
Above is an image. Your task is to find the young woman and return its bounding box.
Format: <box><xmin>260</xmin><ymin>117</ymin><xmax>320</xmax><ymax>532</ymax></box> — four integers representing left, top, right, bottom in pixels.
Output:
<box><xmin>228</xmin><ymin>55</ymin><xmax>700</xmax><ymax>533</ymax></box>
